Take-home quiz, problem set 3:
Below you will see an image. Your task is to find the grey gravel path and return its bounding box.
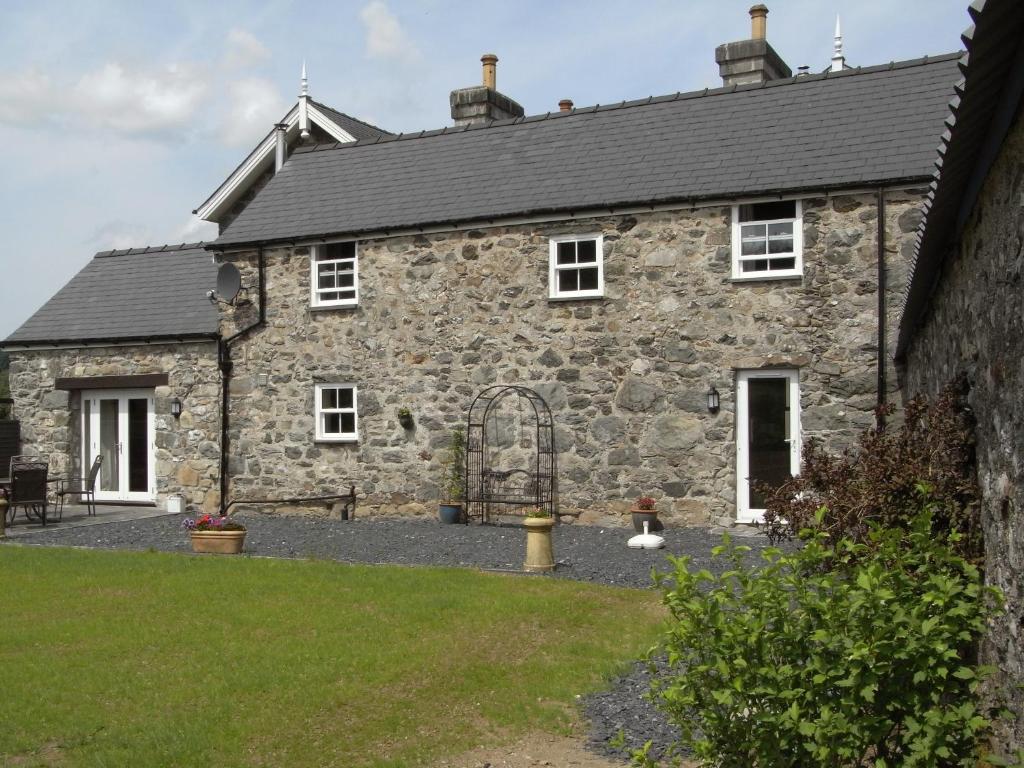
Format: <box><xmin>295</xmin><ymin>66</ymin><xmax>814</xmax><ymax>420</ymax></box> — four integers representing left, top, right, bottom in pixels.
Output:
<box><xmin>5</xmin><ymin>512</ymin><xmax>773</xmax><ymax>763</ymax></box>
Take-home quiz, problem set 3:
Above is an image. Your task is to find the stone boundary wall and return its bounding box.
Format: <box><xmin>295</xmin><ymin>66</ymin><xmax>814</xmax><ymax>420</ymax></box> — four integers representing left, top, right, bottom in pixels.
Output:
<box><xmin>901</xmin><ymin>110</ymin><xmax>1024</xmax><ymax>752</ymax></box>
<box><xmin>7</xmin><ymin>342</ymin><xmax>221</xmax><ymax>512</ymax></box>
<box><xmin>221</xmin><ymin>190</ymin><xmax>924</xmax><ymax>527</ymax></box>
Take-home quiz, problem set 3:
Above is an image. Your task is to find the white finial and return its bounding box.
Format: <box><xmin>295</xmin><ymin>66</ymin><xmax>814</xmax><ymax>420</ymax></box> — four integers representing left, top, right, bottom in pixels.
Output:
<box><xmin>299</xmin><ymin>60</ymin><xmax>310</xmax><ymax>139</ymax></box>
<box><xmin>831</xmin><ymin>15</ymin><xmax>845</xmax><ymax>71</ymax></box>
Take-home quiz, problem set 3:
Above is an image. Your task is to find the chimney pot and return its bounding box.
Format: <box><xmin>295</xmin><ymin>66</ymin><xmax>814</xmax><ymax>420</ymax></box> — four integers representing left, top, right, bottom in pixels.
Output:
<box><xmin>481</xmin><ymin>53</ymin><xmax>498</xmax><ymax>89</ymax></box>
<box><xmin>716</xmin><ymin>4</ymin><xmax>790</xmax><ymax>86</ymax></box>
<box><xmin>750</xmin><ymin>4</ymin><xmax>768</xmax><ymax>40</ymax></box>
<box><xmin>558</xmin><ymin>99</ymin><xmax>574</xmax><ymax>112</ymax></box>
<box><xmin>451</xmin><ymin>54</ymin><xmax>524</xmax><ymax>126</ymax></box>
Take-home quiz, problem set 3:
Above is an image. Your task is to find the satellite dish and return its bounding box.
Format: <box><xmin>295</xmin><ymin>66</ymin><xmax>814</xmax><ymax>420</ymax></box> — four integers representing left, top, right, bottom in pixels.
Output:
<box><xmin>216</xmin><ymin>263</ymin><xmax>242</xmax><ymax>301</ymax></box>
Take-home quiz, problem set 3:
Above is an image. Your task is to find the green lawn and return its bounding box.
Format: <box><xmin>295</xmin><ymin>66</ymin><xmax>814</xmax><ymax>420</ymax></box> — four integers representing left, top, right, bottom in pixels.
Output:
<box><xmin>0</xmin><ymin>546</ymin><xmax>664</xmax><ymax>767</ymax></box>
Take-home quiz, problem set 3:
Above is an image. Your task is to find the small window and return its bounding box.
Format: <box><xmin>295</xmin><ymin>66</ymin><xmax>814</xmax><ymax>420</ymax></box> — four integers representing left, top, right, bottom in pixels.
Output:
<box><xmin>315</xmin><ymin>384</ymin><xmax>358</xmax><ymax>442</ymax></box>
<box><xmin>731</xmin><ymin>200</ymin><xmax>802</xmax><ymax>279</ymax></box>
<box><xmin>549</xmin><ymin>235</ymin><xmax>604</xmax><ymax>299</ymax></box>
<box><xmin>311</xmin><ymin>242</ymin><xmax>358</xmax><ymax>307</ymax></box>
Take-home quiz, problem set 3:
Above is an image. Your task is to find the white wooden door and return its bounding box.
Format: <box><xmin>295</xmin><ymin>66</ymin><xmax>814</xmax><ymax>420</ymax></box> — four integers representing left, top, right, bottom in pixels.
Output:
<box><xmin>735</xmin><ymin>370</ymin><xmax>801</xmax><ymax>523</ymax></box>
<box><xmin>81</xmin><ymin>389</ymin><xmax>155</xmax><ymax>502</ymax></box>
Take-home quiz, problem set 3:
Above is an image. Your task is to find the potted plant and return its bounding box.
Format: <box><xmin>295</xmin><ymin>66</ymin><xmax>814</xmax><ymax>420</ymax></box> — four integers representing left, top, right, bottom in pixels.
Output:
<box><xmin>397</xmin><ymin>407</ymin><xmax>414</xmax><ymax>430</ymax></box>
<box><xmin>183</xmin><ymin>513</ymin><xmax>247</xmax><ymax>554</ymax></box>
<box><xmin>438</xmin><ymin>427</ymin><xmax>466</xmax><ymax>524</ymax></box>
<box><xmin>523</xmin><ymin>507</ymin><xmax>555</xmax><ymax>572</ymax></box>
<box><xmin>630</xmin><ymin>495</ymin><xmax>661</xmax><ymax>533</ymax></box>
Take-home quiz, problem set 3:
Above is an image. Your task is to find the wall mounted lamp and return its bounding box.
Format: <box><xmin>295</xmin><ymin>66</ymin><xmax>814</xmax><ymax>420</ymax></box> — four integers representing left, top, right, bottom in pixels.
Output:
<box><xmin>707</xmin><ymin>385</ymin><xmax>720</xmax><ymax>414</ymax></box>
<box><xmin>170</xmin><ymin>398</ymin><xmax>183</xmax><ymax>419</ymax></box>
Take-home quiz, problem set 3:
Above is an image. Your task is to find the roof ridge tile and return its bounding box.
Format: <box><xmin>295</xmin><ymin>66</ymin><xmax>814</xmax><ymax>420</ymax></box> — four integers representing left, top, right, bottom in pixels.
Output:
<box><xmin>94</xmin><ymin>241</ymin><xmax>207</xmax><ymax>258</ymax></box>
<box><xmin>286</xmin><ymin>51</ymin><xmax>963</xmax><ymax>157</ymax></box>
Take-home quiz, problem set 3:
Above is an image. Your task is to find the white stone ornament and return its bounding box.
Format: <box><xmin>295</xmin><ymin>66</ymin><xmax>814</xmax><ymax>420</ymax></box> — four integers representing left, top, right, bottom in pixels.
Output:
<box><xmin>627</xmin><ymin>521</ymin><xmax>665</xmax><ymax>550</ymax></box>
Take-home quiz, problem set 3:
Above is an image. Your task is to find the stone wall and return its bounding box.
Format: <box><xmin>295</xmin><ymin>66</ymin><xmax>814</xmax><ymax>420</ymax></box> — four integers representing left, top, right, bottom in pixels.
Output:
<box><xmin>7</xmin><ymin>342</ymin><xmax>221</xmax><ymax>512</ymax></box>
<box><xmin>901</xmin><ymin>108</ymin><xmax>1024</xmax><ymax>752</ymax></box>
<box><xmin>220</xmin><ymin>189</ymin><xmax>924</xmax><ymax>526</ymax></box>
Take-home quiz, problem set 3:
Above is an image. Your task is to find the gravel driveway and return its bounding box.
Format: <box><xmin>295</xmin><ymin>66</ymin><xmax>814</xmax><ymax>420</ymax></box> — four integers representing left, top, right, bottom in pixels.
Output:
<box><xmin>6</xmin><ymin>512</ymin><xmax>772</xmax><ymax>762</ymax></box>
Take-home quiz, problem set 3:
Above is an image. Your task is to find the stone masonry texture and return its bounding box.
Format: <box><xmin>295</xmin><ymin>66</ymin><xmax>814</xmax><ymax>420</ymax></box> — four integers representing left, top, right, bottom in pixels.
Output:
<box><xmin>902</xmin><ymin>108</ymin><xmax>1024</xmax><ymax>752</ymax></box>
<box><xmin>8</xmin><ymin>342</ymin><xmax>221</xmax><ymax>513</ymax></box>
<box><xmin>216</xmin><ymin>190</ymin><xmax>925</xmax><ymax>527</ymax></box>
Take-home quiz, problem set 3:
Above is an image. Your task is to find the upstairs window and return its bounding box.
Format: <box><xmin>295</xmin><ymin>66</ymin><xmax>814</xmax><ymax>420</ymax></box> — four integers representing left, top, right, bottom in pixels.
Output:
<box><xmin>549</xmin><ymin>234</ymin><xmax>604</xmax><ymax>299</ymax></box>
<box><xmin>731</xmin><ymin>200</ymin><xmax>802</xmax><ymax>279</ymax></box>
<box><xmin>312</xmin><ymin>242</ymin><xmax>358</xmax><ymax>307</ymax></box>
<box><xmin>315</xmin><ymin>384</ymin><xmax>358</xmax><ymax>442</ymax></box>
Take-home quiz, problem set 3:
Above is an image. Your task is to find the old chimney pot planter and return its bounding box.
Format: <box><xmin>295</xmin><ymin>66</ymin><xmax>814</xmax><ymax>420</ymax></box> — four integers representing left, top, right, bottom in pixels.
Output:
<box><xmin>523</xmin><ymin>516</ymin><xmax>555</xmax><ymax>572</ymax></box>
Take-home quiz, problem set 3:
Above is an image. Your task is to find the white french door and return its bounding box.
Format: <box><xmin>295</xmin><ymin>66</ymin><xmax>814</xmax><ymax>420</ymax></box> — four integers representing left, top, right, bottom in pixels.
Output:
<box><xmin>736</xmin><ymin>370</ymin><xmax>801</xmax><ymax>524</ymax></box>
<box><xmin>81</xmin><ymin>389</ymin><xmax>155</xmax><ymax>502</ymax></box>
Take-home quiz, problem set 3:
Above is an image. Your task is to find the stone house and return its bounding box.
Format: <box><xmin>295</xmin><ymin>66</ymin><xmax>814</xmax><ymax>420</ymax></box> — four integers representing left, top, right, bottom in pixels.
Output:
<box><xmin>896</xmin><ymin>0</ymin><xmax>1024</xmax><ymax>750</ymax></box>
<box><xmin>3</xmin><ymin>7</ymin><xmax>961</xmax><ymax>527</ymax></box>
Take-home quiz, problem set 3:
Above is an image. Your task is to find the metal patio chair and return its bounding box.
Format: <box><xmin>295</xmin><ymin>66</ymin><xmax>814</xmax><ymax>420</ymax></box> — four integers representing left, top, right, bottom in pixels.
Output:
<box><xmin>57</xmin><ymin>455</ymin><xmax>102</xmax><ymax>517</ymax></box>
<box><xmin>8</xmin><ymin>457</ymin><xmax>53</xmax><ymax>526</ymax></box>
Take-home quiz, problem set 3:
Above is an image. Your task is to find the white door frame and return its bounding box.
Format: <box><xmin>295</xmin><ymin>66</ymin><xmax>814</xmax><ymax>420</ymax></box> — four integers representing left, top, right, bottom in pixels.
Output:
<box><xmin>735</xmin><ymin>369</ymin><xmax>801</xmax><ymax>524</ymax></box>
<box><xmin>81</xmin><ymin>388</ymin><xmax>156</xmax><ymax>503</ymax></box>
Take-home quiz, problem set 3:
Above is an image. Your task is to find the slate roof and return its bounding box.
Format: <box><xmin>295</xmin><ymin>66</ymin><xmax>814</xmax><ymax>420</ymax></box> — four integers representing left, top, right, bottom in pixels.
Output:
<box><xmin>215</xmin><ymin>53</ymin><xmax>963</xmax><ymax>248</ymax></box>
<box><xmin>3</xmin><ymin>244</ymin><xmax>219</xmax><ymax>345</ymax></box>
<box><xmin>896</xmin><ymin>0</ymin><xmax>1024</xmax><ymax>358</ymax></box>
<box><xmin>307</xmin><ymin>99</ymin><xmax>393</xmax><ymax>141</ymax></box>
<box><xmin>193</xmin><ymin>100</ymin><xmax>391</xmax><ymax>220</ymax></box>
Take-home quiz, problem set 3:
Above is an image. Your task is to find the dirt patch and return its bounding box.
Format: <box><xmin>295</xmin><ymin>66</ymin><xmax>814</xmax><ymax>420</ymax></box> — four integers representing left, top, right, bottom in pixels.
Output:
<box><xmin>431</xmin><ymin>733</ymin><xmax>698</xmax><ymax>768</ymax></box>
<box><xmin>4</xmin><ymin>741</ymin><xmax>66</xmax><ymax>766</ymax></box>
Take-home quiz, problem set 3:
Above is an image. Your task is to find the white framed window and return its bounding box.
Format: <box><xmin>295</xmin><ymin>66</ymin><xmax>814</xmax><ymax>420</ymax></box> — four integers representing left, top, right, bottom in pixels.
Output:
<box><xmin>731</xmin><ymin>200</ymin><xmax>803</xmax><ymax>279</ymax></box>
<box><xmin>548</xmin><ymin>234</ymin><xmax>604</xmax><ymax>299</ymax></box>
<box><xmin>311</xmin><ymin>242</ymin><xmax>358</xmax><ymax>307</ymax></box>
<box><xmin>315</xmin><ymin>384</ymin><xmax>358</xmax><ymax>442</ymax></box>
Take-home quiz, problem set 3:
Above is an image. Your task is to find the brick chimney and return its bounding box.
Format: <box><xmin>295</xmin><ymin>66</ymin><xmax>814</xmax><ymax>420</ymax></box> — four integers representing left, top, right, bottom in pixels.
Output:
<box><xmin>715</xmin><ymin>5</ymin><xmax>792</xmax><ymax>87</ymax></box>
<box><xmin>450</xmin><ymin>54</ymin><xmax>525</xmax><ymax>126</ymax></box>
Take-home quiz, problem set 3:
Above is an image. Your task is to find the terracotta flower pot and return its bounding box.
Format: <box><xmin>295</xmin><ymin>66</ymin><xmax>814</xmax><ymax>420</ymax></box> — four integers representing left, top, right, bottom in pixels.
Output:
<box><xmin>523</xmin><ymin>516</ymin><xmax>555</xmax><ymax>572</ymax></box>
<box><xmin>190</xmin><ymin>530</ymin><xmax>246</xmax><ymax>554</ymax></box>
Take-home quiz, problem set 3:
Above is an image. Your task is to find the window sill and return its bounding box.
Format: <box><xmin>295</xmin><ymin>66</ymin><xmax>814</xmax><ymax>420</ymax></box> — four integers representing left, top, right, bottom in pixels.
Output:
<box><xmin>315</xmin><ymin>437</ymin><xmax>359</xmax><ymax>444</ymax></box>
<box><xmin>547</xmin><ymin>293</ymin><xmax>606</xmax><ymax>303</ymax></box>
<box><xmin>310</xmin><ymin>303</ymin><xmax>359</xmax><ymax>313</ymax></box>
<box><xmin>729</xmin><ymin>274</ymin><xmax>804</xmax><ymax>284</ymax></box>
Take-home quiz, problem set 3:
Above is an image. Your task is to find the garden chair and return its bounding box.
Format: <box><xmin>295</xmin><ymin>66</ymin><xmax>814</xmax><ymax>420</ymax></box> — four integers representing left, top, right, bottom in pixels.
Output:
<box><xmin>57</xmin><ymin>455</ymin><xmax>102</xmax><ymax>516</ymax></box>
<box><xmin>7</xmin><ymin>457</ymin><xmax>53</xmax><ymax>526</ymax></box>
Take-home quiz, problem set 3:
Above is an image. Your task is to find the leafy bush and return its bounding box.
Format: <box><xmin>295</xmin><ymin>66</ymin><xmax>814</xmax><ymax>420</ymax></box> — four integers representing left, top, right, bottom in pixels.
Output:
<box><xmin>762</xmin><ymin>380</ymin><xmax>981</xmax><ymax>560</ymax></box>
<box><xmin>646</xmin><ymin>510</ymin><xmax>1002</xmax><ymax>767</ymax></box>
<box><xmin>439</xmin><ymin>427</ymin><xmax>466</xmax><ymax>502</ymax></box>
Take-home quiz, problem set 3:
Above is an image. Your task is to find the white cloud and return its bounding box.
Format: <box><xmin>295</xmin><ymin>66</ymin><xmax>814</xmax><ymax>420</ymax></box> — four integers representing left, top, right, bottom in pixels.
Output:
<box><xmin>71</xmin><ymin>62</ymin><xmax>208</xmax><ymax>137</ymax></box>
<box><xmin>0</xmin><ymin>69</ymin><xmax>57</xmax><ymax>125</ymax></box>
<box><xmin>218</xmin><ymin>77</ymin><xmax>287</xmax><ymax>147</ymax></box>
<box><xmin>224</xmin><ymin>28</ymin><xmax>270</xmax><ymax>69</ymax></box>
<box><xmin>87</xmin><ymin>220</ymin><xmax>155</xmax><ymax>251</ymax></box>
<box><xmin>360</xmin><ymin>1</ymin><xmax>418</xmax><ymax>61</ymax></box>
<box><xmin>175</xmin><ymin>215</ymin><xmax>218</xmax><ymax>244</ymax></box>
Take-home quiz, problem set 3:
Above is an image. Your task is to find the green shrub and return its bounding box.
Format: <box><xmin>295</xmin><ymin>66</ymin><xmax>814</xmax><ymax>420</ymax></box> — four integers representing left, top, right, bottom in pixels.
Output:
<box><xmin>439</xmin><ymin>427</ymin><xmax>466</xmax><ymax>502</ymax></box>
<box><xmin>762</xmin><ymin>380</ymin><xmax>981</xmax><ymax>561</ymax></box>
<box><xmin>647</xmin><ymin>510</ymin><xmax>1002</xmax><ymax>768</ymax></box>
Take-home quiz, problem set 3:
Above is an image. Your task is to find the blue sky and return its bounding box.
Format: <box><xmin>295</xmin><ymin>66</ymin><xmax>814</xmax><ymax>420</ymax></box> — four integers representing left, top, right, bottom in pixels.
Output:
<box><xmin>0</xmin><ymin>0</ymin><xmax>971</xmax><ymax>339</ymax></box>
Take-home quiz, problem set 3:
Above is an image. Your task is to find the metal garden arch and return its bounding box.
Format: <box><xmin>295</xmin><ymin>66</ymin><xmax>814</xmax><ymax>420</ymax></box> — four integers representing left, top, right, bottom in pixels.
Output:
<box><xmin>465</xmin><ymin>385</ymin><xmax>557</xmax><ymax>522</ymax></box>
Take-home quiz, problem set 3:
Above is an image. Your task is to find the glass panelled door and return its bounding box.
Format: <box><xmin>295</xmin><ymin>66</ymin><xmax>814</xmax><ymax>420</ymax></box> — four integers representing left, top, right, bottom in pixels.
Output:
<box><xmin>82</xmin><ymin>389</ymin><xmax>155</xmax><ymax>502</ymax></box>
<box><xmin>736</xmin><ymin>370</ymin><xmax>800</xmax><ymax>523</ymax></box>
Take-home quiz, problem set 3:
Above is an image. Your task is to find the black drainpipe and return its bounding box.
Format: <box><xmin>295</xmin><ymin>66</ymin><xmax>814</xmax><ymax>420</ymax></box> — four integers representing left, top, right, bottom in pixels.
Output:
<box><xmin>876</xmin><ymin>188</ymin><xmax>887</xmax><ymax>431</ymax></box>
<box><xmin>218</xmin><ymin>245</ymin><xmax>266</xmax><ymax>514</ymax></box>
